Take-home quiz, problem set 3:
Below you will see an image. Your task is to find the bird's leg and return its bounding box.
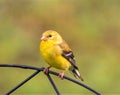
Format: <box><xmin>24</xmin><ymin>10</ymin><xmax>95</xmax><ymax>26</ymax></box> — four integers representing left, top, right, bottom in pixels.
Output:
<box><xmin>58</xmin><ymin>71</ymin><xmax>65</xmax><ymax>80</ymax></box>
<box><xmin>43</xmin><ymin>66</ymin><xmax>51</xmax><ymax>74</ymax></box>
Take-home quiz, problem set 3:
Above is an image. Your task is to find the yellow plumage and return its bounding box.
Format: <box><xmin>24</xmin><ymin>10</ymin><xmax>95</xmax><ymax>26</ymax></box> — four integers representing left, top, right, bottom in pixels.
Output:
<box><xmin>40</xmin><ymin>39</ymin><xmax>71</xmax><ymax>70</ymax></box>
<box><xmin>40</xmin><ymin>30</ymin><xmax>83</xmax><ymax>81</ymax></box>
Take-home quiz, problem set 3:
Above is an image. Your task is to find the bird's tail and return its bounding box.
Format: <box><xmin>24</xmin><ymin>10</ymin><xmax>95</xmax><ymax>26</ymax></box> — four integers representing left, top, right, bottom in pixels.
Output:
<box><xmin>70</xmin><ymin>67</ymin><xmax>84</xmax><ymax>81</ymax></box>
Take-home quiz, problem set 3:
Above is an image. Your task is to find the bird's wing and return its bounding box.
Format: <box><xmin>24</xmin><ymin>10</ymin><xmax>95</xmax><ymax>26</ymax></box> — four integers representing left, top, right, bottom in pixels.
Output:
<box><xmin>59</xmin><ymin>41</ymin><xmax>78</xmax><ymax>69</ymax></box>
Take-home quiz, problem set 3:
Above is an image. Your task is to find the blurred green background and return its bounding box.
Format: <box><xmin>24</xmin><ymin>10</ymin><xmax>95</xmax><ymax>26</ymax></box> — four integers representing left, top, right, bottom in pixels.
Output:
<box><xmin>0</xmin><ymin>0</ymin><xmax>120</xmax><ymax>95</ymax></box>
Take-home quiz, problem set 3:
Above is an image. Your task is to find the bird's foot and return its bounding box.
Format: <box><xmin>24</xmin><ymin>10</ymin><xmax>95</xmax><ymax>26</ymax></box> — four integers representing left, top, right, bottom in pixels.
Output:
<box><xmin>58</xmin><ymin>71</ymin><xmax>65</xmax><ymax>80</ymax></box>
<box><xmin>43</xmin><ymin>66</ymin><xmax>51</xmax><ymax>74</ymax></box>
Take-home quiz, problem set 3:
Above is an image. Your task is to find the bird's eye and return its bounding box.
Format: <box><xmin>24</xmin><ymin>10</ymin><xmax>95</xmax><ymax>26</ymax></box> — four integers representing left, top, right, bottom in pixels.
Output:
<box><xmin>48</xmin><ymin>34</ymin><xmax>52</xmax><ymax>38</ymax></box>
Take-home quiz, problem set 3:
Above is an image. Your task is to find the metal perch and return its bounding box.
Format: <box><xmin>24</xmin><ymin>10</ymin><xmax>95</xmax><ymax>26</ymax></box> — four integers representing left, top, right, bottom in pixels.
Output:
<box><xmin>0</xmin><ymin>64</ymin><xmax>101</xmax><ymax>95</ymax></box>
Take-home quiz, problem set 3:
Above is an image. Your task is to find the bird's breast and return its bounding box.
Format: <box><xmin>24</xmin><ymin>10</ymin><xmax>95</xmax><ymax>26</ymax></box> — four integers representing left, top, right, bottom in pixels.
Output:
<box><xmin>40</xmin><ymin>41</ymin><xmax>71</xmax><ymax>70</ymax></box>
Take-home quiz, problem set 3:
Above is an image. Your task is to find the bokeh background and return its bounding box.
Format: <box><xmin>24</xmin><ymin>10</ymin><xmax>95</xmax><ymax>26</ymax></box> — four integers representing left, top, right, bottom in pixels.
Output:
<box><xmin>0</xmin><ymin>0</ymin><xmax>120</xmax><ymax>95</ymax></box>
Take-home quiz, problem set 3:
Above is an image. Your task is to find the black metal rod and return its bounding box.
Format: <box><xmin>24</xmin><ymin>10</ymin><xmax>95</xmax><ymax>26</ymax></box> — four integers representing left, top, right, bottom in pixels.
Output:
<box><xmin>49</xmin><ymin>71</ymin><xmax>101</xmax><ymax>95</ymax></box>
<box><xmin>46</xmin><ymin>73</ymin><xmax>60</xmax><ymax>95</ymax></box>
<box><xmin>6</xmin><ymin>70</ymin><xmax>41</xmax><ymax>95</ymax></box>
<box><xmin>64</xmin><ymin>76</ymin><xmax>101</xmax><ymax>95</ymax></box>
<box><xmin>0</xmin><ymin>64</ymin><xmax>44</xmax><ymax>70</ymax></box>
<box><xmin>0</xmin><ymin>64</ymin><xmax>101</xmax><ymax>95</ymax></box>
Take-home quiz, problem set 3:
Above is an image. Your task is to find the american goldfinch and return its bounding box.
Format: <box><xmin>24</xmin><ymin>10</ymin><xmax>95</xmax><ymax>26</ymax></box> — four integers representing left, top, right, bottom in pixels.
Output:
<box><xmin>40</xmin><ymin>30</ymin><xmax>83</xmax><ymax>81</ymax></box>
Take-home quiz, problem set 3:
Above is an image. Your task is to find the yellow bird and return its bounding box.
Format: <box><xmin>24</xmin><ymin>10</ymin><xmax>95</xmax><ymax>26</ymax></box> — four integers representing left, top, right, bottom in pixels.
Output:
<box><xmin>40</xmin><ymin>30</ymin><xmax>83</xmax><ymax>81</ymax></box>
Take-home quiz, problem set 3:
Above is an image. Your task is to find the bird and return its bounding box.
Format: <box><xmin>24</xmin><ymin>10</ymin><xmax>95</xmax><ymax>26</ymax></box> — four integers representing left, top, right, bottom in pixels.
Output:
<box><xmin>40</xmin><ymin>30</ymin><xmax>83</xmax><ymax>81</ymax></box>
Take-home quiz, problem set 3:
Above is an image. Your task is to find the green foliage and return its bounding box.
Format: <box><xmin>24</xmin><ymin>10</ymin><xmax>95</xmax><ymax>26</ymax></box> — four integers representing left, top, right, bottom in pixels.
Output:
<box><xmin>0</xmin><ymin>0</ymin><xmax>120</xmax><ymax>94</ymax></box>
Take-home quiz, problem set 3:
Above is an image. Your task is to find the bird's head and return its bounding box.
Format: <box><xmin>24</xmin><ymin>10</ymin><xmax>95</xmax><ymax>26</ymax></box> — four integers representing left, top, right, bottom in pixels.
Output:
<box><xmin>41</xmin><ymin>30</ymin><xmax>63</xmax><ymax>44</ymax></box>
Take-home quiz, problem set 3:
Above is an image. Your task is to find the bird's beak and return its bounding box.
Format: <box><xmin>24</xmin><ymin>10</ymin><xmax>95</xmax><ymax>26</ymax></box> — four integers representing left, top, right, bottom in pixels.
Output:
<box><xmin>41</xmin><ymin>36</ymin><xmax>47</xmax><ymax>41</ymax></box>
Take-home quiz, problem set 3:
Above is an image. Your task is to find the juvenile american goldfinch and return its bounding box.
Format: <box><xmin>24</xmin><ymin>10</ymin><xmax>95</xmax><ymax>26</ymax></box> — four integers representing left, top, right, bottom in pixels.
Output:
<box><xmin>40</xmin><ymin>30</ymin><xmax>83</xmax><ymax>81</ymax></box>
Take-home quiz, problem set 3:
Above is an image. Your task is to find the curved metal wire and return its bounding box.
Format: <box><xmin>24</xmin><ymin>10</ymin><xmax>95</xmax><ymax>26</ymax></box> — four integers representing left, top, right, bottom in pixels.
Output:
<box><xmin>6</xmin><ymin>70</ymin><xmax>41</xmax><ymax>95</ymax></box>
<box><xmin>46</xmin><ymin>73</ymin><xmax>60</xmax><ymax>95</ymax></box>
<box><xmin>0</xmin><ymin>64</ymin><xmax>101</xmax><ymax>95</ymax></box>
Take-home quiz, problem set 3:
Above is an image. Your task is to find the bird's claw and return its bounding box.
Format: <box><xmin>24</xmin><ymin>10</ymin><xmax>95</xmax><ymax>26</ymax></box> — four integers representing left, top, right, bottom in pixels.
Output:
<box><xmin>58</xmin><ymin>71</ymin><xmax>65</xmax><ymax>80</ymax></box>
<box><xmin>43</xmin><ymin>66</ymin><xmax>51</xmax><ymax>74</ymax></box>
